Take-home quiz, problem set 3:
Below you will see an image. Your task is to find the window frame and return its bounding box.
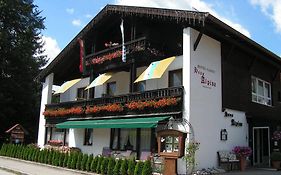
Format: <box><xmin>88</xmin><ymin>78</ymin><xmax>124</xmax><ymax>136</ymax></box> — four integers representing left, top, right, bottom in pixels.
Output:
<box><xmin>106</xmin><ymin>81</ymin><xmax>116</xmax><ymax>96</ymax></box>
<box><xmin>84</xmin><ymin>128</ymin><xmax>93</xmax><ymax>146</ymax></box>
<box><xmin>251</xmin><ymin>76</ymin><xmax>272</xmax><ymax>106</ymax></box>
<box><xmin>77</xmin><ymin>87</ymin><xmax>88</xmax><ymax>101</ymax></box>
<box><xmin>168</xmin><ymin>69</ymin><xmax>183</xmax><ymax>87</ymax></box>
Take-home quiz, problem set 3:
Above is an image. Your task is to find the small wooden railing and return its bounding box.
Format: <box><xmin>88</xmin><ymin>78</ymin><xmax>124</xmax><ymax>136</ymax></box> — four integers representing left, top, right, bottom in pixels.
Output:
<box><xmin>84</xmin><ymin>37</ymin><xmax>163</xmax><ymax>66</ymax></box>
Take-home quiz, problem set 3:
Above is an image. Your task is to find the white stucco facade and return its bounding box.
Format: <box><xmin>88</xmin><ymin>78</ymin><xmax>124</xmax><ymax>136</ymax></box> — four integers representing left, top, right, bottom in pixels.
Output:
<box><xmin>180</xmin><ymin>27</ymin><xmax>248</xmax><ymax>172</ymax></box>
<box><xmin>37</xmin><ymin>73</ymin><xmax>54</xmax><ymax>147</ymax></box>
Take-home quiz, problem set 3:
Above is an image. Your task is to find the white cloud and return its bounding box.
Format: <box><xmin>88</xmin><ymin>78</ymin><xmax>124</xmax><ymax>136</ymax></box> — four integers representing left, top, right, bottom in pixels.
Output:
<box><xmin>85</xmin><ymin>14</ymin><xmax>93</xmax><ymax>18</ymax></box>
<box><xmin>250</xmin><ymin>0</ymin><xmax>281</xmax><ymax>33</ymax></box>
<box><xmin>41</xmin><ymin>36</ymin><xmax>61</xmax><ymax>66</ymax></box>
<box><xmin>72</xmin><ymin>19</ymin><xmax>82</xmax><ymax>27</ymax></box>
<box><xmin>66</xmin><ymin>8</ymin><xmax>74</xmax><ymax>14</ymax></box>
<box><xmin>115</xmin><ymin>0</ymin><xmax>251</xmax><ymax>37</ymax></box>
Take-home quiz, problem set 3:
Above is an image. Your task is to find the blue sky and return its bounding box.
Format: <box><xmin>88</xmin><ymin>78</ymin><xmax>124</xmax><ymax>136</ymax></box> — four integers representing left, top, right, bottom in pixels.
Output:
<box><xmin>34</xmin><ymin>0</ymin><xmax>281</xmax><ymax>63</ymax></box>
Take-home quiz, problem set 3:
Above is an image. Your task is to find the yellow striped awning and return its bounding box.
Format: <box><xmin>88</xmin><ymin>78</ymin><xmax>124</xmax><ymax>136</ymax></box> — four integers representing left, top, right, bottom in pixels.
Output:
<box><xmin>85</xmin><ymin>72</ymin><xmax>113</xmax><ymax>90</ymax></box>
<box><xmin>54</xmin><ymin>78</ymin><xmax>82</xmax><ymax>94</ymax></box>
<box><xmin>134</xmin><ymin>56</ymin><xmax>175</xmax><ymax>83</ymax></box>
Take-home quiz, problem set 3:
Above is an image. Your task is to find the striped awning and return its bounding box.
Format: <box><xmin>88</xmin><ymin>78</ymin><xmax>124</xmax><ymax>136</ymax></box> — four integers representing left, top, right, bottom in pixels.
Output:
<box><xmin>134</xmin><ymin>56</ymin><xmax>175</xmax><ymax>83</ymax></box>
<box><xmin>85</xmin><ymin>72</ymin><xmax>113</xmax><ymax>90</ymax></box>
<box><xmin>54</xmin><ymin>78</ymin><xmax>82</xmax><ymax>94</ymax></box>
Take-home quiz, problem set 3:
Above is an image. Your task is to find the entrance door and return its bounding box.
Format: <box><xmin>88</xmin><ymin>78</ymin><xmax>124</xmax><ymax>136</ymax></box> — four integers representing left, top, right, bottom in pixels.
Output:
<box><xmin>253</xmin><ymin>127</ymin><xmax>270</xmax><ymax>167</ymax></box>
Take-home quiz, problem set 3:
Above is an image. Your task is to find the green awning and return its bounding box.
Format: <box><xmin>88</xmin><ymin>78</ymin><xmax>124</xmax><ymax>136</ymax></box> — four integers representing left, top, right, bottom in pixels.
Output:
<box><xmin>56</xmin><ymin>116</ymin><xmax>169</xmax><ymax>129</ymax></box>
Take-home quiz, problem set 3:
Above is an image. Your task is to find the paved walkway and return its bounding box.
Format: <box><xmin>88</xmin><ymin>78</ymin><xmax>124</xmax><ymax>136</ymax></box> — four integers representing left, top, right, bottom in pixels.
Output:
<box><xmin>0</xmin><ymin>156</ymin><xmax>280</xmax><ymax>175</ymax></box>
<box><xmin>0</xmin><ymin>156</ymin><xmax>97</xmax><ymax>175</ymax></box>
<box><xmin>224</xmin><ymin>168</ymin><xmax>281</xmax><ymax>175</ymax></box>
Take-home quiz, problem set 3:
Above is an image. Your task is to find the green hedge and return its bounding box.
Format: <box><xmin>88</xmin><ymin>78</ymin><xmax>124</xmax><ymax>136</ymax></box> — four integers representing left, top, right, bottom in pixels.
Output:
<box><xmin>0</xmin><ymin>144</ymin><xmax>152</xmax><ymax>174</ymax></box>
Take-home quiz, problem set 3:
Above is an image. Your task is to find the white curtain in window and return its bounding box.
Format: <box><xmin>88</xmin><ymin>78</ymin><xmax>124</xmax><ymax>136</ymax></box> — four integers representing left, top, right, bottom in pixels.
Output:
<box><xmin>140</xmin><ymin>128</ymin><xmax>151</xmax><ymax>151</ymax></box>
<box><xmin>120</xmin><ymin>129</ymin><xmax>136</xmax><ymax>150</ymax></box>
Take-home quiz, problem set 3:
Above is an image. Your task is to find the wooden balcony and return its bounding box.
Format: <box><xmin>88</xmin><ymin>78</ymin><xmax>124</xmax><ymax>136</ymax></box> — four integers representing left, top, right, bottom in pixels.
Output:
<box><xmin>44</xmin><ymin>86</ymin><xmax>184</xmax><ymax>119</ymax></box>
<box><xmin>84</xmin><ymin>37</ymin><xmax>165</xmax><ymax>72</ymax></box>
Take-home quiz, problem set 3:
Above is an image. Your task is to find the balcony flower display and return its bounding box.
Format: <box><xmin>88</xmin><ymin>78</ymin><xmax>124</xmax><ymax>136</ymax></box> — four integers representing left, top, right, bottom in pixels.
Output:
<box><xmin>272</xmin><ymin>130</ymin><xmax>281</xmax><ymax>141</ymax></box>
<box><xmin>43</xmin><ymin>106</ymin><xmax>83</xmax><ymax>117</ymax></box>
<box><xmin>86</xmin><ymin>50</ymin><xmax>122</xmax><ymax>66</ymax></box>
<box><xmin>85</xmin><ymin>103</ymin><xmax>123</xmax><ymax>114</ymax></box>
<box><xmin>232</xmin><ymin>146</ymin><xmax>252</xmax><ymax>157</ymax></box>
<box><xmin>126</xmin><ymin>98</ymin><xmax>178</xmax><ymax>110</ymax></box>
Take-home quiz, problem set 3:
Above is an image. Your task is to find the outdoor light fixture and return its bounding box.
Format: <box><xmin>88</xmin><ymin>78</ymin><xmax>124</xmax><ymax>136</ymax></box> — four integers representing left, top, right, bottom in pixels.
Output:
<box><xmin>220</xmin><ymin>129</ymin><xmax>228</xmax><ymax>141</ymax></box>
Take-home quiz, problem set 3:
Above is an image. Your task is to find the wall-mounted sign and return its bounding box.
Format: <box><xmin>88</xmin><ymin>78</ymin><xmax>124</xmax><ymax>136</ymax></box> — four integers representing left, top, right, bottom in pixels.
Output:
<box><xmin>231</xmin><ymin>119</ymin><xmax>242</xmax><ymax>127</ymax></box>
<box><xmin>194</xmin><ymin>65</ymin><xmax>217</xmax><ymax>89</ymax></box>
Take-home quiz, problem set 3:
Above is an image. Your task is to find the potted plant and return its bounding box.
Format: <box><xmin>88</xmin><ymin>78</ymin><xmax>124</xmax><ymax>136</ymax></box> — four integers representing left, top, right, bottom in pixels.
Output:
<box><xmin>271</xmin><ymin>152</ymin><xmax>281</xmax><ymax>169</ymax></box>
<box><xmin>232</xmin><ymin>146</ymin><xmax>252</xmax><ymax>171</ymax></box>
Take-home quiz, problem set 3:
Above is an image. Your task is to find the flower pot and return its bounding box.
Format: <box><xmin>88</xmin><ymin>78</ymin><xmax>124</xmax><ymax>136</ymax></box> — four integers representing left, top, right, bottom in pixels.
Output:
<box><xmin>272</xmin><ymin>161</ymin><xmax>281</xmax><ymax>169</ymax></box>
<box><xmin>239</xmin><ymin>156</ymin><xmax>246</xmax><ymax>171</ymax></box>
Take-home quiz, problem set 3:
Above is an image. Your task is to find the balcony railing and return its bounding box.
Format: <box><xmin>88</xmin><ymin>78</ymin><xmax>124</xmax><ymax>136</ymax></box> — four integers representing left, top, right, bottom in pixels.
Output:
<box><xmin>84</xmin><ymin>37</ymin><xmax>164</xmax><ymax>67</ymax></box>
<box><xmin>44</xmin><ymin>86</ymin><xmax>183</xmax><ymax>119</ymax></box>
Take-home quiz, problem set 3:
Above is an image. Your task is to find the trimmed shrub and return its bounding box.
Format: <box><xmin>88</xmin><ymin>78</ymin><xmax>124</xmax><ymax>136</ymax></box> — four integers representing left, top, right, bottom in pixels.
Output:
<box><xmin>96</xmin><ymin>156</ymin><xmax>104</xmax><ymax>174</ymax></box>
<box><xmin>113</xmin><ymin>159</ymin><xmax>122</xmax><ymax>175</ymax></box>
<box><xmin>127</xmin><ymin>158</ymin><xmax>136</xmax><ymax>175</ymax></box>
<box><xmin>63</xmin><ymin>153</ymin><xmax>69</xmax><ymax>167</ymax></box>
<box><xmin>67</xmin><ymin>152</ymin><xmax>73</xmax><ymax>169</ymax></box>
<box><xmin>134</xmin><ymin>161</ymin><xmax>143</xmax><ymax>175</ymax></box>
<box><xmin>76</xmin><ymin>152</ymin><xmax>83</xmax><ymax>170</ymax></box>
<box><xmin>71</xmin><ymin>152</ymin><xmax>78</xmax><ymax>169</ymax></box>
<box><xmin>86</xmin><ymin>154</ymin><xmax>93</xmax><ymax>171</ymax></box>
<box><xmin>141</xmin><ymin>160</ymin><xmax>152</xmax><ymax>175</ymax></box>
<box><xmin>81</xmin><ymin>154</ymin><xmax>88</xmax><ymax>171</ymax></box>
<box><xmin>107</xmin><ymin>157</ymin><xmax>115</xmax><ymax>175</ymax></box>
<box><xmin>59</xmin><ymin>153</ymin><xmax>65</xmax><ymax>167</ymax></box>
<box><xmin>100</xmin><ymin>157</ymin><xmax>109</xmax><ymax>175</ymax></box>
<box><xmin>120</xmin><ymin>159</ymin><xmax>128</xmax><ymax>175</ymax></box>
<box><xmin>90</xmin><ymin>156</ymin><xmax>99</xmax><ymax>172</ymax></box>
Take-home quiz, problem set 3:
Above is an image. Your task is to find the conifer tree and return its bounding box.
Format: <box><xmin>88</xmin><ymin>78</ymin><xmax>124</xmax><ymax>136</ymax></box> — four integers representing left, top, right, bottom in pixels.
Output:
<box><xmin>86</xmin><ymin>154</ymin><xmax>93</xmax><ymax>171</ymax></box>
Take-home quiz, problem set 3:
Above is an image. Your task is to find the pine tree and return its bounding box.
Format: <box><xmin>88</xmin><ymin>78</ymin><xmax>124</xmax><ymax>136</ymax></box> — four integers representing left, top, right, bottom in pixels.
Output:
<box><xmin>0</xmin><ymin>0</ymin><xmax>47</xmax><ymax>143</ymax></box>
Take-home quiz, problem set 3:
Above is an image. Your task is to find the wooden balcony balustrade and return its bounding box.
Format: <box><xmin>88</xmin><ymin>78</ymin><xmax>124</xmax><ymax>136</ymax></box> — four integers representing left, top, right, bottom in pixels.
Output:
<box><xmin>45</xmin><ymin>86</ymin><xmax>184</xmax><ymax>118</ymax></box>
<box><xmin>84</xmin><ymin>37</ymin><xmax>164</xmax><ymax>67</ymax></box>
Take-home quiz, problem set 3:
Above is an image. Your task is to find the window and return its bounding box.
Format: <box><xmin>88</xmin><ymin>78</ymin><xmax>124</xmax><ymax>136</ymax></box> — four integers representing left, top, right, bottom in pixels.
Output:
<box><xmin>84</xmin><ymin>128</ymin><xmax>93</xmax><ymax>145</ymax></box>
<box><xmin>110</xmin><ymin>128</ymin><xmax>137</xmax><ymax>150</ymax></box>
<box><xmin>251</xmin><ymin>76</ymin><xmax>272</xmax><ymax>106</ymax></box>
<box><xmin>136</xmin><ymin>81</ymin><xmax>146</xmax><ymax>92</ymax></box>
<box><xmin>77</xmin><ymin>87</ymin><xmax>88</xmax><ymax>100</ymax></box>
<box><xmin>169</xmin><ymin>69</ymin><xmax>182</xmax><ymax>87</ymax></box>
<box><xmin>107</xmin><ymin>82</ymin><xmax>116</xmax><ymax>96</ymax></box>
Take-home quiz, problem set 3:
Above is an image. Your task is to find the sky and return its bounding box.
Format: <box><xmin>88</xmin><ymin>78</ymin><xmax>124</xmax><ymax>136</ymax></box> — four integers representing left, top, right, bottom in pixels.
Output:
<box><xmin>34</xmin><ymin>0</ymin><xmax>281</xmax><ymax>65</ymax></box>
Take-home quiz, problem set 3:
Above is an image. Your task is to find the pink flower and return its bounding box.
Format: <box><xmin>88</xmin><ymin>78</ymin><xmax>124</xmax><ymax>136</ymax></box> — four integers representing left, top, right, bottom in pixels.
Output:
<box><xmin>233</xmin><ymin>146</ymin><xmax>252</xmax><ymax>157</ymax></box>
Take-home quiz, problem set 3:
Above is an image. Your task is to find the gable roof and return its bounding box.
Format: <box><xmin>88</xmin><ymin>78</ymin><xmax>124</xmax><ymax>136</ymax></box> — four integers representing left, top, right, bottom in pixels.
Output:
<box><xmin>37</xmin><ymin>4</ymin><xmax>281</xmax><ymax>83</ymax></box>
<box><xmin>5</xmin><ymin>124</ymin><xmax>29</xmax><ymax>134</ymax></box>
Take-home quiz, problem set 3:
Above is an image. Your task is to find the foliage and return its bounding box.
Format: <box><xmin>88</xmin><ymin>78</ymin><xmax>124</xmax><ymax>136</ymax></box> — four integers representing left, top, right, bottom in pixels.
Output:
<box><xmin>271</xmin><ymin>152</ymin><xmax>281</xmax><ymax>161</ymax></box>
<box><xmin>76</xmin><ymin>152</ymin><xmax>83</xmax><ymax>170</ymax></box>
<box><xmin>127</xmin><ymin>158</ymin><xmax>136</xmax><ymax>175</ymax></box>
<box><xmin>120</xmin><ymin>159</ymin><xmax>128</xmax><ymax>175</ymax></box>
<box><xmin>0</xmin><ymin>0</ymin><xmax>47</xmax><ymax>143</ymax></box>
<box><xmin>134</xmin><ymin>161</ymin><xmax>143</xmax><ymax>175</ymax></box>
<box><xmin>142</xmin><ymin>160</ymin><xmax>152</xmax><ymax>175</ymax></box>
<box><xmin>100</xmin><ymin>157</ymin><xmax>109</xmax><ymax>175</ymax></box>
<box><xmin>273</xmin><ymin>131</ymin><xmax>281</xmax><ymax>141</ymax></box>
<box><xmin>107</xmin><ymin>157</ymin><xmax>115</xmax><ymax>175</ymax></box>
<box><xmin>96</xmin><ymin>156</ymin><xmax>104</xmax><ymax>173</ymax></box>
<box><xmin>80</xmin><ymin>153</ymin><xmax>88</xmax><ymax>171</ymax></box>
<box><xmin>232</xmin><ymin>146</ymin><xmax>252</xmax><ymax>157</ymax></box>
<box><xmin>183</xmin><ymin>141</ymin><xmax>200</xmax><ymax>174</ymax></box>
<box><xmin>86</xmin><ymin>154</ymin><xmax>93</xmax><ymax>171</ymax></box>
<box><xmin>90</xmin><ymin>156</ymin><xmax>99</xmax><ymax>172</ymax></box>
<box><xmin>113</xmin><ymin>159</ymin><xmax>122</xmax><ymax>175</ymax></box>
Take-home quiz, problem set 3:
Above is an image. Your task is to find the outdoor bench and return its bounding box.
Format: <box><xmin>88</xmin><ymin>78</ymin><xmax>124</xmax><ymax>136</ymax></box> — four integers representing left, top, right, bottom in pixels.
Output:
<box><xmin>217</xmin><ymin>151</ymin><xmax>240</xmax><ymax>171</ymax></box>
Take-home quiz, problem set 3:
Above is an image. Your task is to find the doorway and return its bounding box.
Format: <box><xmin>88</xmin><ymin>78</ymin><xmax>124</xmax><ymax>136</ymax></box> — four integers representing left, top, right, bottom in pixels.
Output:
<box><xmin>253</xmin><ymin>127</ymin><xmax>270</xmax><ymax>167</ymax></box>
